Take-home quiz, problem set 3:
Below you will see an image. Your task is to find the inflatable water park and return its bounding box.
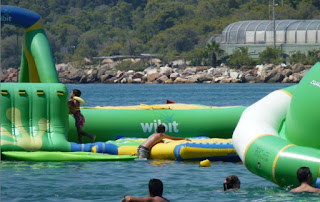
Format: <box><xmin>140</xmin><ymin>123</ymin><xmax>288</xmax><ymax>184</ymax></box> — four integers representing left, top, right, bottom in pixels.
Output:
<box><xmin>0</xmin><ymin>5</ymin><xmax>244</xmax><ymax>162</ymax></box>
<box><xmin>1</xmin><ymin>5</ymin><xmax>320</xmax><ymax>187</ymax></box>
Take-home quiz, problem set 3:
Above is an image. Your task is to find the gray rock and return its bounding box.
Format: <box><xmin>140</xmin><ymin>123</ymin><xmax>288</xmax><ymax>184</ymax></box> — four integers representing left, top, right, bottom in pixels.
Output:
<box><xmin>209</xmin><ymin>67</ymin><xmax>229</xmax><ymax>76</ymax></box>
<box><xmin>106</xmin><ymin>77</ymin><xmax>118</xmax><ymax>83</ymax></box>
<box><xmin>182</xmin><ymin>67</ymin><xmax>197</xmax><ymax>76</ymax></box>
<box><xmin>97</xmin><ymin>65</ymin><xmax>111</xmax><ymax>79</ymax></box>
<box><xmin>198</xmin><ymin>74</ymin><xmax>213</xmax><ymax>82</ymax></box>
<box><xmin>231</xmin><ymin>78</ymin><xmax>242</xmax><ymax>83</ymax></box>
<box><xmin>281</xmin><ymin>69</ymin><xmax>293</xmax><ymax>77</ymax></box>
<box><xmin>214</xmin><ymin>76</ymin><xmax>225</xmax><ymax>83</ymax></box>
<box><xmin>116</xmin><ymin>71</ymin><xmax>124</xmax><ymax>78</ymax></box>
<box><xmin>257</xmin><ymin>64</ymin><xmax>275</xmax><ymax>76</ymax></box>
<box><xmin>282</xmin><ymin>77</ymin><xmax>290</xmax><ymax>83</ymax></box>
<box><xmin>229</xmin><ymin>71</ymin><xmax>239</xmax><ymax>79</ymax></box>
<box><xmin>220</xmin><ymin>78</ymin><xmax>231</xmax><ymax>83</ymax></box>
<box><xmin>120</xmin><ymin>78</ymin><xmax>127</xmax><ymax>83</ymax></box>
<box><xmin>147</xmin><ymin>73</ymin><xmax>162</xmax><ymax>82</ymax></box>
<box><xmin>300</xmin><ymin>69</ymin><xmax>309</xmax><ymax>77</ymax></box>
<box><xmin>124</xmin><ymin>70</ymin><xmax>135</xmax><ymax>78</ymax></box>
<box><xmin>261</xmin><ymin>69</ymin><xmax>284</xmax><ymax>83</ymax></box>
<box><xmin>131</xmin><ymin>72</ymin><xmax>143</xmax><ymax>79</ymax></box>
<box><xmin>185</xmin><ymin>75</ymin><xmax>199</xmax><ymax>83</ymax></box>
<box><xmin>144</xmin><ymin>67</ymin><xmax>158</xmax><ymax>75</ymax></box>
<box><xmin>160</xmin><ymin>67</ymin><xmax>173</xmax><ymax>76</ymax></box>
<box><xmin>101</xmin><ymin>74</ymin><xmax>113</xmax><ymax>83</ymax></box>
<box><xmin>170</xmin><ymin>72</ymin><xmax>179</xmax><ymax>80</ymax></box>
<box><xmin>132</xmin><ymin>78</ymin><xmax>142</xmax><ymax>83</ymax></box>
<box><xmin>266</xmin><ymin>72</ymin><xmax>284</xmax><ymax>83</ymax></box>
<box><xmin>142</xmin><ymin>75</ymin><xmax>148</xmax><ymax>82</ymax></box>
<box><xmin>156</xmin><ymin>75</ymin><xmax>170</xmax><ymax>83</ymax></box>
<box><xmin>291</xmin><ymin>63</ymin><xmax>305</xmax><ymax>73</ymax></box>
<box><xmin>79</xmin><ymin>75</ymin><xmax>87</xmax><ymax>83</ymax></box>
<box><xmin>69</xmin><ymin>68</ymin><xmax>85</xmax><ymax>81</ymax></box>
<box><xmin>174</xmin><ymin>77</ymin><xmax>187</xmax><ymax>83</ymax></box>
<box><xmin>244</xmin><ymin>74</ymin><xmax>256</xmax><ymax>82</ymax></box>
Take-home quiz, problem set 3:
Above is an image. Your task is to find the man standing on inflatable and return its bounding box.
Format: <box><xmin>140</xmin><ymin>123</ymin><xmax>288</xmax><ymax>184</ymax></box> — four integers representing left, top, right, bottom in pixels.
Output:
<box><xmin>68</xmin><ymin>89</ymin><xmax>96</xmax><ymax>143</ymax></box>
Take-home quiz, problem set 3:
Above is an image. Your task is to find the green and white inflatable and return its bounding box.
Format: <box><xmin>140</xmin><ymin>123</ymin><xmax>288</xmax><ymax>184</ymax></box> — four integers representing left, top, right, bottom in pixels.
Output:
<box><xmin>233</xmin><ymin>62</ymin><xmax>320</xmax><ymax>187</ymax></box>
<box><xmin>0</xmin><ymin>6</ymin><xmax>244</xmax><ymax>162</ymax></box>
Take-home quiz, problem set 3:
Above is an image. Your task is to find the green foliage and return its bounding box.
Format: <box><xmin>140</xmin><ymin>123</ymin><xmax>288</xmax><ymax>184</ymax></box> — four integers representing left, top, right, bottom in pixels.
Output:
<box><xmin>289</xmin><ymin>51</ymin><xmax>308</xmax><ymax>64</ymax></box>
<box><xmin>201</xmin><ymin>41</ymin><xmax>225</xmax><ymax>67</ymax></box>
<box><xmin>1</xmin><ymin>0</ymin><xmax>320</xmax><ymax>68</ymax></box>
<box><xmin>228</xmin><ymin>47</ymin><xmax>256</xmax><ymax>68</ymax></box>
<box><xmin>115</xmin><ymin>59</ymin><xmax>146</xmax><ymax>72</ymax></box>
<box><xmin>1</xmin><ymin>35</ymin><xmax>22</xmax><ymax>68</ymax></box>
<box><xmin>258</xmin><ymin>47</ymin><xmax>285</xmax><ymax>64</ymax></box>
<box><xmin>306</xmin><ymin>49</ymin><xmax>320</xmax><ymax>64</ymax></box>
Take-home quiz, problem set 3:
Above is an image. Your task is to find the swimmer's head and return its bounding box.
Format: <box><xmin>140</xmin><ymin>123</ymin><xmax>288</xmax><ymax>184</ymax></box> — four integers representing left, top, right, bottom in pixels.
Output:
<box><xmin>223</xmin><ymin>175</ymin><xmax>240</xmax><ymax>191</ymax></box>
<box><xmin>72</xmin><ymin>89</ymin><xmax>81</xmax><ymax>97</ymax></box>
<box><xmin>297</xmin><ymin>167</ymin><xmax>313</xmax><ymax>185</ymax></box>
<box><xmin>149</xmin><ymin>178</ymin><xmax>163</xmax><ymax>197</ymax></box>
<box><xmin>156</xmin><ymin>124</ymin><xmax>166</xmax><ymax>133</ymax></box>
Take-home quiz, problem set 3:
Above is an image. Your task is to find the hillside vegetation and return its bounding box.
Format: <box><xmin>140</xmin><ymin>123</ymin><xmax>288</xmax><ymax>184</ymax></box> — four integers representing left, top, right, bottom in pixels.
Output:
<box><xmin>1</xmin><ymin>0</ymin><xmax>320</xmax><ymax>68</ymax></box>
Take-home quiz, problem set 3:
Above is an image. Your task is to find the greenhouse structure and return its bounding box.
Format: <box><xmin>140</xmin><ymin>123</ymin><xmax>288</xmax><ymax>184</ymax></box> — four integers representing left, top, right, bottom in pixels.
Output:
<box><xmin>212</xmin><ymin>20</ymin><xmax>320</xmax><ymax>58</ymax></box>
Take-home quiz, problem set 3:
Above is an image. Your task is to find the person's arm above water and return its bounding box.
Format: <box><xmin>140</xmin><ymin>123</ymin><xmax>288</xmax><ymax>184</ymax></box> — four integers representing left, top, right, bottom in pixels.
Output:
<box><xmin>122</xmin><ymin>195</ymin><xmax>153</xmax><ymax>202</ymax></box>
<box><xmin>162</xmin><ymin>134</ymin><xmax>190</xmax><ymax>141</ymax></box>
<box><xmin>122</xmin><ymin>195</ymin><xmax>168</xmax><ymax>202</ymax></box>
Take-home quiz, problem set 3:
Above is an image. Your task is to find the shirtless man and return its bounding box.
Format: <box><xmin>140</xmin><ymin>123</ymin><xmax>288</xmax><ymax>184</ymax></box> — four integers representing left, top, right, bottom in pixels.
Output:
<box><xmin>290</xmin><ymin>167</ymin><xmax>320</xmax><ymax>193</ymax></box>
<box><xmin>122</xmin><ymin>179</ymin><xmax>169</xmax><ymax>202</ymax></box>
<box><xmin>137</xmin><ymin>124</ymin><xmax>189</xmax><ymax>159</ymax></box>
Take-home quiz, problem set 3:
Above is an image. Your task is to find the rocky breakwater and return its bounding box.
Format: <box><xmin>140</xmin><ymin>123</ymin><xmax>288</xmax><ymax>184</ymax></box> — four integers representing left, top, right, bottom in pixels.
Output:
<box><xmin>1</xmin><ymin>63</ymin><xmax>310</xmax><ymax>84</ymax></box>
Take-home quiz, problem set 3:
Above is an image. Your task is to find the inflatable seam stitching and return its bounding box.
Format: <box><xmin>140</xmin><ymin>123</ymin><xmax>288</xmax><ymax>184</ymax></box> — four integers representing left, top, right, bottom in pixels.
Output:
<box><xmin>244</xmin><ymin>134</ymin><xmax>273</xmax><ymax>167</ymax></box>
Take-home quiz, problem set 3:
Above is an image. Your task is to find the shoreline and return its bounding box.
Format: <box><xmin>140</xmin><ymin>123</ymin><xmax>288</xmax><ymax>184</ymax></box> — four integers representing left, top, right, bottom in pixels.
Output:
<box><xmin>1</xmin><ymin>63</ymin><xmax>309</xmax><ymax>84</ymax></box>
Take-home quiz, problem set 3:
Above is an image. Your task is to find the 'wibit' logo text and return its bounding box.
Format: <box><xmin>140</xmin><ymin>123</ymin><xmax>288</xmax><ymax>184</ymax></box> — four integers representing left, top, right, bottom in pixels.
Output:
<box><xmin>141</xmin><ymin>120</ymin><xmax>179</xmax><ymax>133</ymax></box>
<box><xmin>1</xmin><ymin>9</ymin><xmax>12</xmax><ymax>22</ymax></box>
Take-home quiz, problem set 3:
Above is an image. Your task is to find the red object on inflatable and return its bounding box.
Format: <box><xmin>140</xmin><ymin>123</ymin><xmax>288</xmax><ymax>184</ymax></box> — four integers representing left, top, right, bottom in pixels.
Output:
<box><xmin>166</xmin><ymin>100</ymin><xmax>176</xmax><ymax>104</ymax></box>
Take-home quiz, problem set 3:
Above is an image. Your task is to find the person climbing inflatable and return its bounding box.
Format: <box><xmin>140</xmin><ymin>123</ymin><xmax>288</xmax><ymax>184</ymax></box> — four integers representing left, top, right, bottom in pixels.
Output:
<box><xmin>68</xmin><ymin>89</ymin><xmax>96</xmax><ymax>143</ymax></box>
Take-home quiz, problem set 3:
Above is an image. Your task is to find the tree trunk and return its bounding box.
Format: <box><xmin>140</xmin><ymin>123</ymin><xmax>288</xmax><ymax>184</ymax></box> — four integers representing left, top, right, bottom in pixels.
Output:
<box><xmin>212</xmin><ymin>53</ymin><xmax>217</xmax><ymax>68</ymax></box>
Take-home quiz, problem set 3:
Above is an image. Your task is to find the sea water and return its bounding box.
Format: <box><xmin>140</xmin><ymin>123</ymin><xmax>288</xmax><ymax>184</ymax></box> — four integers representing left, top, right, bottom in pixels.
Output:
<box><xmin>2</xmin><ymin>83</ymin><xmax>319</xmax><ymax>201</ymax></box>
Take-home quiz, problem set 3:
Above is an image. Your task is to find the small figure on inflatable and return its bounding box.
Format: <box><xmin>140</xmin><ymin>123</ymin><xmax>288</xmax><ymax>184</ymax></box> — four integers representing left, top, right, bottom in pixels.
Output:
<box><xmin>68</xmin><ymin>89</ymin><xmax>96</xmax><ymax>143</ymax></box>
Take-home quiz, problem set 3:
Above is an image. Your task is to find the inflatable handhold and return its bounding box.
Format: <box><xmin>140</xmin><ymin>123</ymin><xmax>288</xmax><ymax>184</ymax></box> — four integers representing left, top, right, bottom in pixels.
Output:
<box><xmin>200</xmin><ymin>159</ymin><xmax>211</xmax><ymax>167</ymax></box>
<box><xmin>91</xmin><ymin>145</ymin><xmax>97</xmax><ymax>153</ymax></box>
<box><xmin>73</xmin><ymin>96</ymin><xmax>85</xmax><ymax>106</ymax></box>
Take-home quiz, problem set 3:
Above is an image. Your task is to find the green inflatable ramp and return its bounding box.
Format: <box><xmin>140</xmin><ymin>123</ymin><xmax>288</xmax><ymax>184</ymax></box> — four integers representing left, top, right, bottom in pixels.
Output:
<box><xmin>2</xmin><ymin>151</ymin><xmax>137</xmax><ymax>162</ymax></box>
<box><xmin>1</xmin><ymin>83</ymin><xmax>71</xmax><ymax>152</ymax></box>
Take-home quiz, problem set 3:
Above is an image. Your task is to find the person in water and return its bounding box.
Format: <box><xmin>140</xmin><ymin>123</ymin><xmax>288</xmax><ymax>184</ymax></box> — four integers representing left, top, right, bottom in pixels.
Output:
<box><xmin>122</xmin><ymin>179</ymin><xmax>169</xmax><ymax>202</ymax></box>
<box><xmin>68</xmin><ymin>89</ymin><xmax>96</xmax><ymax>143</ymax></box>
<box><xmin>223</xmin><ymin>175</ymin><xmax>240</xmax><ymax>191</ymax></box>
<box><xmin>290</xmin><ymin>167</ymin><xmax>320</xmax><ymax>193</ymax></box>
<box><xmin>137</xmin><ymin>124</ymin><xmax>189</xmax><ymax>159</ymax></box>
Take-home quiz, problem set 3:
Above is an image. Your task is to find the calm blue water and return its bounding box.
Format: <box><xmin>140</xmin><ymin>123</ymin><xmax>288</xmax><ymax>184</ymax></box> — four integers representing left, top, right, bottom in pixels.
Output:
<box><xmin>2</xmin><ymin>84</ymin><xmax>320</xmax><ymax>201</ymax></box>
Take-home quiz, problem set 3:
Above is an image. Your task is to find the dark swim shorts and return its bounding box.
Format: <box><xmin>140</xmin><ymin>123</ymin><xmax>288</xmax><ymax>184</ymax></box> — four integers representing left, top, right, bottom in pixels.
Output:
<box><xmin>137</xmin><ymin>145</ymin><xmax>150</xmax><ymax>159</ymax></box>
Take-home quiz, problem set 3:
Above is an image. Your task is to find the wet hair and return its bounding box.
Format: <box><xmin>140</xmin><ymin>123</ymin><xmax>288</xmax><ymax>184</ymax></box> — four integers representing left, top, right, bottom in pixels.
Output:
<box><xmin>156</xmin><ymin>124</ymin><xmax>166</xmax><ymax>133</ymax></box>
<box><xmin>223</xmin><ymin>175</ymin><xmax>240</xmax><ymax>191</ymax></box>
<box><xmin>72</xmin><ymin>89</ymin><xmax>81</xmax><ymax>97</ymax></box>
<box><xmin>297</xmin><ymin>167</ymin><xmax>312</xmax><ymax>184</ymax></box>
<box><xmin>149</xmin><ymin>178</ymin><xmax>163</xmax><ymax>197</ymax></box>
